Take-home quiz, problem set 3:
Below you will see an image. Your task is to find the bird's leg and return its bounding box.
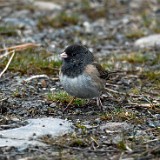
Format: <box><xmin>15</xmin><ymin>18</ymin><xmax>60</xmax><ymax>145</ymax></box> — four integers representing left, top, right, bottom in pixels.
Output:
<box><xmin>63</xmin><ymin>97</ymin><xmax>75</xmax><ymax>112</ymax></box>
<box><xmin>96</xmin><ymin>97</ymin><xmax>104</xmax><ymax>111</ymax></box>
<box><xmin>67</xmin><ymin>97</ymin><xmax>75</xmax><ymax>107</ymax></box>
<box><xmin>86</xmin><ymin>99</ymin><xmax>92</xmax><ymax>104</ymax></box>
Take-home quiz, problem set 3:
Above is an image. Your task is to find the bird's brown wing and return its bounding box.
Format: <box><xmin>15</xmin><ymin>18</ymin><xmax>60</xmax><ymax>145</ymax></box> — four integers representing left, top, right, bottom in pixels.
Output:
<box><xmin>84</xmin><ymin>63</ymin><xmax>106</xmax><ymax>91</ymax></box>
<box><xmin>92</xmin><ymin>62</ymin><xmax>109</xmax><ymax>80</ymax></box>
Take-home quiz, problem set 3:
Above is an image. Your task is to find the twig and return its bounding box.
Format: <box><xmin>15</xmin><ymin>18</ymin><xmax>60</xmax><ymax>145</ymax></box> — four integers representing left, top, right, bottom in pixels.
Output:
<box><xmin>129</xmin><ymin>102</ymin><xmax>160</xmax><ymax>108</ymax></box>
<box><xmin>52</xmin><ymin>77</ymin><xmax>59</xmax><ymax>81</ymax></box>
<box><xmin>25</xmin><ymin>75</ymin><xmax>49</xmax><ymax>82</ymax></box>
<box><xmin>0</xmin><ymin>98</ymin><xmax>7</xmax><ymax>102</ymax></box>
<box><xmin>105</xmin><ymin>82</ymin><xmax>119</xmax><ymax>88</ymax></box>
<box><xmin>0</xmin><ymin>50</ymin><xmax>15</xmax><ymax>78</ymax></box>
<box><xmin>0</xmin><ymin>49</ymin><xmax>14</xmax><ymax>59</ymax></box>
<box><xmin>143</xmin><ymin>139</ymin><xmax>159</xmax><ymax>144</ymax></box>
<box><xmin>0</xmin><ymin>43</ymin><xmax>40</xmax><ymax>53</ymax></box>
<box><xmin>55</xmin><ymin>144</ymin><xmax>117</xmax><ymax>153</ymax></box>
<box><xmin>105</xmin><ymin>88</ymin><xmax>126</xmax><ymax>95</ymax></box>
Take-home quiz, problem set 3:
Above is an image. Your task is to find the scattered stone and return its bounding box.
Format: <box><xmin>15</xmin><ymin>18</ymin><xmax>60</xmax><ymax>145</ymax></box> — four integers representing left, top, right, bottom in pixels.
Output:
<box><xmin>83</xmin><ymin>21</ymin><xmax>92</xmax><ymax>33</ymax></box>
<box><xmin>134</xmin><ymin>34</ymin><xmax>160</xmax><ymax>49</ymax></box>
<box><xmin>112</xmin><ymin>134</ymin><xmax>124</xmax><ymax>144</ymax></box>
<box><xmin>94</xmin><ymin>118</ymin><xmax>101</xmax><ymax>124</ymax></box>
<box><xmin>100</xmin><ymin>122</ymin><xmax>132</xmax><ymax>133</ymax></box>
<box><xmin>129</xmin><ymin>0</ymin><xmax>144</xmax><ymax>10</ymax></box>
<box><xmin>147</xmin><ymin>120</ymin><xmax>160</xmax><ymax>128</ymax></box>
<box><xmin>34</xmin><ymin>1</ymin><xmax>61</xmax><ymax>11</ymax></box>
<box><xmin>132</xmin><ymin>130</ymin><xmax>148</xmax><ymax>138</ymax></box>
<box><xmin>50</xmin><ymin>102</ymin><xmax>56</xmax><ymax>108</ymax></box>
<box><xmin>3</xmin><ymin>17</ymin><xmax>36</xmax><ymax>29</ymax></box>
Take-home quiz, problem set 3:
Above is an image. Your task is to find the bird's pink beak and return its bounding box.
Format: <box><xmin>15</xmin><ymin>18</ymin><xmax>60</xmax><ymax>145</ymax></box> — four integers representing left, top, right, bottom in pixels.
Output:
<box><xmin>60</xmin><ymin>52</ymin><xmax>68</xmax><ymax>58</ymax></box>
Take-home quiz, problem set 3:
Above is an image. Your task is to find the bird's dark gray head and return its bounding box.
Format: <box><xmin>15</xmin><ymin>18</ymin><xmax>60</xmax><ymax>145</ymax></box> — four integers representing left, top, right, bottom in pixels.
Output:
<box><xmin>60</xmin><ymin>44</ymin><xmax>94</xmax><ymax>77</ymax></box>
<box><xmin>61</xmin><ymin>44</ymin><xmax>93</xmax><ymax>62</ymax></box>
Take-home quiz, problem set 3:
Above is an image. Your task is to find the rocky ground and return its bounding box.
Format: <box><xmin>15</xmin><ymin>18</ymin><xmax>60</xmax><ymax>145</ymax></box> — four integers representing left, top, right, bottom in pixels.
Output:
<box><xmin>0</xmin><ymin>0</ymin><xmax>160</xmax><ymax>159</ymax></box>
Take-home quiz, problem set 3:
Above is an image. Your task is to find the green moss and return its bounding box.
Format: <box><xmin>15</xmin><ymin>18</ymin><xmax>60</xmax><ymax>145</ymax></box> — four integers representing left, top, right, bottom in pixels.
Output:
<box><xmin>142</xmin><ymin>71</ymin><xmax>160</xmax><ymax>81</ymax></box>
<box><xmin>0</xmin><ymin>48</ymin><xmax>61</xmax><ymax>75</ymax></box>
<box><xmin>15</xmin><ymin>4</ymin><xmax>36</xmax><ymax>12</ymax></box>
<box><xmin>80</xmin><ymin>0</ymin><xmax>90</xmax><ymax>10</ymax></box>
<box><xmin>80</xmin><ymin>0</ymin><xmax>106</xmax><ymax>20</ymax></box>
<box><xmin>100</xmin><ymin>108</ymin><xmax>143</xmax><ymax>124</ymax></box>
<box><xmin>101</xmin><ymin>62</ymin><xmax>115</xmax><ymax>70</ymax></box>
<box><xmin>129</xmin><ymin>87</ymin><xmax>141</xmax><ymax>95</ymax></box>
<box><xmin>141</xmin><ymin>9</ymin><xmax>160</xmax><ymax>33</ymax></box>
<box><xmin>83</xmin><ymin>8</ymin><xmax>106</xmax><ymax>20</ymax></box>
<box><xmin>38</xmin><ymin>12</ymin><xmax>79</xmax><ymax>29</ymax></box>
<box><xmin>75</xmin><ymin>123</ymin><xmax>87</xmax><ymax>130</ymax></box>
<box><xmin>12</xmin><ymin>88</ymin><xmax>21</xmax><ymax>98</ymax></box>
<box><xmin>151</xmin><ymin>52</ymin><xmax>160</xmax><ymax>65</ymax></box>
<box><xmin>69</xmin><ymin>139</ymin><xmax>87</xmax><ymax>147</ymax></box>
<box><xmin>0</xmin><ymin>26</ymin><xmax>18</xmax><ymax>36</ymax></box>
<box><xmin>141</xmin><ymin>11</ymin><xmax>153</xmax><ymax>28</ymax></box>
<box><xmin>118</xmin><ymin>52</ymin><xmax>151</xmax><ymax>64</ymax></box>
<box><xmin>126</xmin><ymin>30</ymin><xmax>145</xmax><ymax>39</ymax></box>
<box><xmin>46</xmin><ymin>91</ymin><xmax>71</xmax><ymax>103</ymax></box>
<box><xmin>153</xmin><ymin>26</ymin><xmax>160</xmax><ymax>33</ymax></box>
<box><xmin>117</xmin><ymin>141</ymin><xmax>128</xmax><ymax>150</ymax></box>
<box><xmin>46</xmin><ymin>91</ymin><xmax>86</xmax><ymax>106</ymax></box>
<box><xmin>80</xmin><ymin>0</ymin><xmax>126</xmax><ymax>20</ymax></box>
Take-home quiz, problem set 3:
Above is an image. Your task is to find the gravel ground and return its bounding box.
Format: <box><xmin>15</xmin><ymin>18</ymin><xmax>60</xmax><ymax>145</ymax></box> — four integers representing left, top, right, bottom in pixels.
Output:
<box><xmin>0</xmin><ymin>0</ymin><xmax>160</xmax><ymax>159</ymax></box>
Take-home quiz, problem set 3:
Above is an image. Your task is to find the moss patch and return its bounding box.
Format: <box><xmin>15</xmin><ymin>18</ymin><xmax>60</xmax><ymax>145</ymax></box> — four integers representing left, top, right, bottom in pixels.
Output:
<box><xmin>80</xmin><ymin>0</ymin><xmax>106</xmax><ymax>20</ymax></box>
<box><xmin>0</xmin><ymin>48</ymin><xmax>61</xmax><ymax>75</ymax></box>
<box><xmin>0</xmin><ymin>26</ymin><xmax>18</xmax><ymax>36</ymax></box>
<box><xmin>141</xmin><ymin>71</ymin><xmax>160</xmax><ymax>81</ymax></box>
<box><xmin>118</xmin><ymin>52</ymin><xmax>152</xmax><ymax>64</ymax></box>
<box><xmin>38</xmin><ymin>12</ymin><xmax>79</xmax><ymax>29</ymax></box>
<box><xmin>100</xmin><ymin>108</ymin><xmax>143</xmax><ymax>124</ymax></box>
<box><xmin>126</xmin><ymin>30</ymin><xmax>145</xmax><ymax>39</ymax></box>
<box><xmin>46</xmin><ymin>91</ymin><xmax>86</xmax><ymax>106</ymax></box>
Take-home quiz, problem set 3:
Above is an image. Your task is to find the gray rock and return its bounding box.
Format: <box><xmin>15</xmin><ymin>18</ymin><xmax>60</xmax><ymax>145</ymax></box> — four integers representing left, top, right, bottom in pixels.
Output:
<box><xmin>34</xmin><ymin>1</ymin><xmax>61</xmax><ymax>11</ymax></box>
<box><xmin>100</xmin><ymin>122</ymin><xmax>132</xmax><ymax>133</ymax></box>
<box><xmin>129</xmin><ymin>0</ymin><xmax>144</xmax><ymax>9</ymax></box>
<box><xmin>4</xmin><ymin>18</ymin><xmax>36</xmax><ymax>28</ymax></box>
<box><xmin>83</xmin><ymin>21</ymin><xmax>93</xmax><ymax>33</ymax></box>
<box><xmin>134</xmin><ymin>34</ymin><xmax>160</xmax><ymax>49</ymax></box>
<box><xmin>50</xmin><ymin>102</ymin><xmax>56</xmax><ymax>108</ymax></box>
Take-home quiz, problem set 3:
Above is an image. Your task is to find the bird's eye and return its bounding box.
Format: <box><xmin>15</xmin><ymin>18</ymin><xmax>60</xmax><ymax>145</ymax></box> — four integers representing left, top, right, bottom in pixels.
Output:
<box><xmin>72</xmin><ymin>52</ymin><xmax>76</xmax><ymax>56</ymax></box>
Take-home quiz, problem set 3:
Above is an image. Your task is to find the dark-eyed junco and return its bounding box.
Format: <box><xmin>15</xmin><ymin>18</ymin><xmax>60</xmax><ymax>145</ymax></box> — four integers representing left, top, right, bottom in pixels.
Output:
<box><xmin>59</xmin><ymin>44</ymin><xmax>109</xmax><ymax>110</ymax></box>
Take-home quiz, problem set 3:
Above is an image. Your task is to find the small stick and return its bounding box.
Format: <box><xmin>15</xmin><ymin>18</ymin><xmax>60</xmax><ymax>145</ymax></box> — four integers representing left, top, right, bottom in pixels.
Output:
<box><xmin>63</xmin><ymin>97</ymin><xmax>75</xmax><ymax>112</ymax></box>
<box><xmin>0</xmin><ymin>49</ymin><xmax>14</xmax><ymax>59</ymax></box>
<box><xmin>105</xmin><ymin>87</ymin><xmax>126</xmax><ymax>95</ymax></box>
<box><xmin>0</xmin><ymin>98</ymin><xmax>7</xmax><ymax>102</ymax></box>
<box><xmin>105</xmin><ymin>82</ymin><xmax>119</xmax><ymax>87</ymax></box>
<box><xmin>0</xmin><ymin>43</ymin><xmax>40</xmax><ymax>53</ymax></box>
<box><xmin>25</xmin><ymin>75</ymin><xmax>49</xmax><ymax>82</ymax></box>
<box><xmin>0</xmin><ymin>50</ymin><xmax>15</xmax><ymax>78</ymax></box>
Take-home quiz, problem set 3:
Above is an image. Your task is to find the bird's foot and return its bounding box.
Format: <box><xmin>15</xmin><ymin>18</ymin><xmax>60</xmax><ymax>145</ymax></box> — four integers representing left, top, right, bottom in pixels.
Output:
<box><xmin>96</xmin><ymin>97</ymin><xmax>104</xmax><ymax>111</ymax></box>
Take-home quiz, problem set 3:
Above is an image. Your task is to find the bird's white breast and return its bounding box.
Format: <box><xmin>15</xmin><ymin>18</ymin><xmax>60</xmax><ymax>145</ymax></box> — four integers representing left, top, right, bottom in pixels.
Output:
<box><xmin>60</xmin><ymin>73</ymin><xmax>100</xmax><ymax>98</ymax></box>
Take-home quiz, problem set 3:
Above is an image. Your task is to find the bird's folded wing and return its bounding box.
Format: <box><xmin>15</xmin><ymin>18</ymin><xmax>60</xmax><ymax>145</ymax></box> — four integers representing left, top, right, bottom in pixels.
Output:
<box><xmin>92</xmin><ymin>62</ymin><xmax>109</xmax><ymax>80</ymax></box>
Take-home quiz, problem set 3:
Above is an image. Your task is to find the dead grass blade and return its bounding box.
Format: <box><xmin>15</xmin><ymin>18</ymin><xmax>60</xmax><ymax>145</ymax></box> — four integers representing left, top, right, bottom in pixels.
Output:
<box><xmin>0</xmin><ymin>43</ymin><xmax>40</xmax><ymax>53</ymax></box>
<box><xmin>0</xmin><ymin>50</ymin><xmax>15</xmax><ymax>78</ymax></box>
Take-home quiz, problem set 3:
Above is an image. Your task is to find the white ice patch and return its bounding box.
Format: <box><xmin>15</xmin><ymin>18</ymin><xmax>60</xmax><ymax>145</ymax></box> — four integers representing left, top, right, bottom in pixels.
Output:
<box><xmin>0</xmin><ymin>118</ymin><xmax>73</xmax><ymax>147</ymax></box>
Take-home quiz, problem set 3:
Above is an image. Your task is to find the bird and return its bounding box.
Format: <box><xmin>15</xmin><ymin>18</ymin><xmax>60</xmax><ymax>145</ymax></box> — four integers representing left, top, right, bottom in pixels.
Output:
<box><xmin>59</xmin><ymin>44</ymin><xmax>109</xmax><ymax>111</ymax></box>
